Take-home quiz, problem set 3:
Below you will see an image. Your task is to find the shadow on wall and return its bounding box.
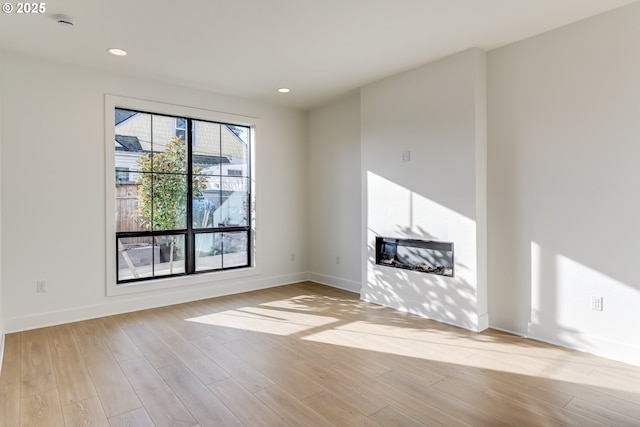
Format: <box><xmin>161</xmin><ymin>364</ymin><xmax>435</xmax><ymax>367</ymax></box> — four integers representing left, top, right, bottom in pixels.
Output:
<box><xmin>361</xmin><ymin>171</ymin><xmax>486</xmax><ymax>330</ymax></box>
<box><xmin>391</xmin><ymin>224</ymin><xmax>437</xmax><ymax>241</ymax></box>
<box><xmin>363</xmin><ymin>170</ymin><xmax>483</xmax><ymax>331</ymax></box>
<box><xmin>363</xmin><ymin>231</ymin><xmax>478</xmax><ymax>331</ymax></box>
<box><xmin>527</xmin><ymin>240</ymin><xmax>640</xmax><ymax>361</ymax></box>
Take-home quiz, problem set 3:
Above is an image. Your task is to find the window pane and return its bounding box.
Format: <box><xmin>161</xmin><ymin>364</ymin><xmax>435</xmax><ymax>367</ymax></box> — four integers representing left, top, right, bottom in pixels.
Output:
<box><xmin>193</xmin><ymin>179</ymin><xmax>218</xmax><ymax>229</ymax></box>
<box><xmin>195</xmin><ymin>233</ymin><xmax>222</xmax><ymax>271</ymax></box>
<box><xmin>222</xmin><ymin>176</ymin><xmax>248</xmax><ymax>193</ymax></box>
<box><xmin>117</xmin><ymin>237</ymin><xmax>156</xmax><ymax>281</ymax></box>
<box><xmin>115</xmin><ymin>182</ymin><xmax>146</xmax><ymax>232</ymax></box>
<box><xmin>151</xmin><ymin>131</ymin><xmax>187</xmax><ymax>174</ymax></box>
<box><xmin>222</xmin><ymin>125</ymin><xmax>249</xmax><ymax>163</ymax></box>
<box><xmin>219</xmin><ymin>178</ymin><xmax>249</xmax><ymax>227</ymax></box>
<box><xmin>131</xmin><ymin>172</ymin><xmax>187</xmax><ymax>231</ymax></box>
<box><xmin>149</xmin><ymin>173</ymin><xmax>188</xmax><ymax>231</ymax></box>
<box><xmin>222</xmin><ymin>231</ymin><xmax>249</xmax><ymax>268</ymax></box>
<box><xmin>117</xmin><ymin>235</ymin><xmax>185</xmax><ymax>281</ymax></box>
<box><xmin>226</xmin><ymin>125</ymin><xmax>250</xmax><ymax>144</ymax></box>
<box><xmin>194</xmin><ymin>173</ymin><xmax>249</xmax><ymax>229</ymax></box>
<box><xmin>115</xmin><ymin>111</ymin><xmax>187</xmax><ymax>173</ymax></box>
<box><xmin>195</xmin><ymin>232</ymin><xmax>248</xmax><ymax>271</ymax></box>
<box><xmin>192</xmin><ymin>121</ymin><xmax>222</xmax><ymax>169</ymax></box>
<box><xmin>115</xmin><ymin>110</ymin><xmax>150</xmax><ymax>173</ymax></box>
<box><xmin>153</xmin><ymin>235</ymin><xmax>186</xmax><ymax>277</ymax></box>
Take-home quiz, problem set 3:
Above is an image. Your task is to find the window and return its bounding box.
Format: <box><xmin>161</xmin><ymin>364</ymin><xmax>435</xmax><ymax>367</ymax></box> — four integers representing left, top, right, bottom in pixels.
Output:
<box><xmin>114</xmin><ymin>107</ymin><xmax>252</xmax><ymax>284</ymax></box>
<box><xmin>115</xmin><ymin>167</ymin><xmax>130</xmax><ymax>183</ymax></box>
<box><xmin>175</xmin><ymin>117</ymin><xmax>187</xmax><ymax>140</ymax></box>
<box><xmin>177</xmin><ymin>119</ymin><xmax>198</xmax><ymax>146</ymax></box>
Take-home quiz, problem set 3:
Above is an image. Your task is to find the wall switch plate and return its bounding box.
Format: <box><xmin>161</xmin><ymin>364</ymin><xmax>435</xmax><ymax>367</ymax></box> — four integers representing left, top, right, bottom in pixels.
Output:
<box><xmin>36</xmin><ymin>280</ymin><xmax>46</xmax><ymax>293</ymax></box>
<box><xmin>591</xmin><ymin>296</ymin><xmax>603</xmax><ymax>311</ymax></box>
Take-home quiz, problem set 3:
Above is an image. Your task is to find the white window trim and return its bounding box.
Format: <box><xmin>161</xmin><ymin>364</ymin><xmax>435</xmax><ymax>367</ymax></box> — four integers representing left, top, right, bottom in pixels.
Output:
<box><xmin>105</xmin><ymin>94</ymin><xmax>260</xmax><ymax>297</ymax></box>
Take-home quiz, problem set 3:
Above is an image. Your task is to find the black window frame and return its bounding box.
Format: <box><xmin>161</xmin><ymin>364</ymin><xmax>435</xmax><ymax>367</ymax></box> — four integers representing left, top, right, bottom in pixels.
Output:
<box><xmin>115</xmin><ymin>108</ymin><xmax>252</xmax><ymax>284</ymax></box>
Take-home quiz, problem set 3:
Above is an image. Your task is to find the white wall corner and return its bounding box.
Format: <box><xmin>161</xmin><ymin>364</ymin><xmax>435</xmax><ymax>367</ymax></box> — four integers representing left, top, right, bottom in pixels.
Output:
<box><xmin>308</xmin><ymin>272</ymin><xmax>361</xmax><ymax>294</ymax></box>
<box><xmin>473</xmin><ymin>48</ymin><xmax>489</xmax><ymax>327</ymax></box>
<box><xmin>476</xmin><ymin>313</ymin><xmax>489</xmax><ymax>332</ymax></box>
<box><xmin>307</xmin><ymin>92</ymin><xmax>362</xmax><ymax>291</ymax></box>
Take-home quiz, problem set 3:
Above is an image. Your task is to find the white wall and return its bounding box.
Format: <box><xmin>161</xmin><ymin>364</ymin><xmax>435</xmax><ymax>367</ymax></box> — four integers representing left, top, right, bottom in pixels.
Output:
<box><xmin>307</xmin><ymin>92</ymin><xmax>362</xmax><ymax>292</ymax></box>
<box><xmin>488</xmin><ymin>2</ymin><xmax>640</xmax><ymax>365</ymax></box>
<box><xmin>0</xmin><ymin>52</ymin><xmax>309</xmax><ymax>331</ymax></box>
<box><xmin>360</xmin><ymin>49</ymin><xmax>488</xmax><ymax>332</ymax></box>
<box><xmin>0</xmin><ymin>50</ymin><xmax>5</xmax><ymax>371</ymax></box>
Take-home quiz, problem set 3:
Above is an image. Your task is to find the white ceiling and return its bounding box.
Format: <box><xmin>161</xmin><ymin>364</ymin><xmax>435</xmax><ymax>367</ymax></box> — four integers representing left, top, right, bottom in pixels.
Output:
<box><xmin>0</xmin><ymin>0</ymin><xmax>636</xmax><ymax>110</ymax></box>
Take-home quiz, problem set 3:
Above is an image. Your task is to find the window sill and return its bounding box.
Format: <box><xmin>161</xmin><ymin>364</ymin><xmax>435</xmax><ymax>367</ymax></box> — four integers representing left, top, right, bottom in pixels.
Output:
<box><xmin>106</xmin><ymin>265</ymin><xmax>260</xmax><ymax>297</ymax></box>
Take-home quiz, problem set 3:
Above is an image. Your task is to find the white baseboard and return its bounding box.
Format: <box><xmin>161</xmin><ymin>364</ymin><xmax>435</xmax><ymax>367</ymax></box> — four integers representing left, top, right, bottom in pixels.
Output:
<box><xmin>488</xmin><ymin>325</ymin><xmax>524</xmax><ymax>337</ymax></box>
<box><xmin>4</xmin><ymin>272</ymin><xmax>308</xmax><ymax>333</ymax></box>
<box><xmin>0</xmin><ymin>333</ymin><xmax>4</xmax><ymax>379</ymax></box>
<box><xmin>490</xmin><ymin>324</ymin><xmax>640</xmax><ymax>368</ymax></box>
<box><xmin>476</xmin><ymin>313</ymin><xmax>490</xmax><ymax>332</ymax></box>
<box><xmin>308</xmin><ymin>272</ymin><xmax>361</xmax><ymax>293</ymax></box>
<box><xmin>526</xmin><ymin>322</ymin><xmax>640</xmax><ymax>368</ymax></box>
<box><xmin>361</xmin><ymin>288</ymin><xmax>488</xmax><ymax>332</ymax></box>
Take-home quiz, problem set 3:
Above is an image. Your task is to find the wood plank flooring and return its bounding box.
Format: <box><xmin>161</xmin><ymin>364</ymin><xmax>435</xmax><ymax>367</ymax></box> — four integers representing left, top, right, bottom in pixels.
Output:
<box><xmin>2</xmin><ymin>282</ymin><xmax>640</xmax><ymax>426</ymax></box>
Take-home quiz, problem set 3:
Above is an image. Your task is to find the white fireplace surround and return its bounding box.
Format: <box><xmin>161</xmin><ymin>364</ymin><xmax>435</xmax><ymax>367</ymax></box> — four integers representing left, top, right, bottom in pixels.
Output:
<box><xmin>360</xmin><ymin>49</ymin><xmax>488</xmax><ymax>333</ymax></box>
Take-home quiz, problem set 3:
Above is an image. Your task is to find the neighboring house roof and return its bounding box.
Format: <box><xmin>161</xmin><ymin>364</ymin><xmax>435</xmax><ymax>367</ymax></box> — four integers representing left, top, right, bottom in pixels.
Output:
<box><xmin>194</xmin><ymin>154</ymin><xmax>231</xmax><ymax>165</ymax></box>
<box><xmin>115</xmin><ymin>110</ymin><xmax>138</xmax><ymax>126</ymax></box>
<box><xmin>115</xmin><ymin>110</ymin><xmax>247</xmax><ymax>159</ymax></box>
<box><xmin>115</xmin><ymin>134</ymin><xmax>230</xmax><ymax>166</ymax></box>
<box><xmin>115</xmin><ymin>135</ymin><xmax>143</xmax><ymax>152</ymax></box>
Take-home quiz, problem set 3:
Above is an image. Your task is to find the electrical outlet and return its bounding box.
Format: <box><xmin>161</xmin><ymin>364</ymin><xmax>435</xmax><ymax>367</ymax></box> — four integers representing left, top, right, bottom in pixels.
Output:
<box><xmin>591</xmin><ymin>296</ymin><xmax>603</xmax><ymax>311</ymax></box>
<box><xmin>401</xmin><ymin>151</ymin><xmax>411</xmax><ymax>162</ymax></box>
<box><xmin>36</xmin><ymin>280</ymin><xmax>46</xmax><ymax>293</ymax></box>
<box><xmin>290</xmin><ymin>253</ymin><xmax>295</xmax><ymax>262</ymax></box>
<box><xmin>336</xmin><ymin>255</ymin><xmax>341</xmax><ymax>265</ymax></box>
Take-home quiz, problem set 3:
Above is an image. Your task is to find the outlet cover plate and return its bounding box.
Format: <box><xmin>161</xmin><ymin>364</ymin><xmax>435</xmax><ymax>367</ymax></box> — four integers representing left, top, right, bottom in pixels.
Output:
<box><xmin>591</xmin><ymin>296</ymin><xmax>603</xmax><ymax>311</ymax></box>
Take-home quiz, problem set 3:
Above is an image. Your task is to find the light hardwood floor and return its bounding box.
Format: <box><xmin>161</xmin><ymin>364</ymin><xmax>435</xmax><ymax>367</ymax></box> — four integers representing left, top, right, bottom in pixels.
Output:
<box><xmin>1</xmin><ymin>282</ymin><xmax>640</xmax><ymax>426</ymax></box>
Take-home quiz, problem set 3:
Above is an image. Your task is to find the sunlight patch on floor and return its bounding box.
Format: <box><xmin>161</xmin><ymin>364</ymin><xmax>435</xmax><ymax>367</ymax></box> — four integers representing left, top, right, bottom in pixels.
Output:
<box><xmin>185</xmin><ymin>293</ymin><xmax>640</xmax><ymax>395</ymax></box>
<box><xmin>186</xmin><ymin>306</ymin><xmax>338</xmax><ymax>336</ymax></box>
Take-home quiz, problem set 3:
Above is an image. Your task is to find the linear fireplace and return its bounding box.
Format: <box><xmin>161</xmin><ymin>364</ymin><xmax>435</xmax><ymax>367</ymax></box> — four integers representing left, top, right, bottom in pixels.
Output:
<box><xmin>375</xmin><ymin>237</ymin><xmax>454</xmax><ymax>277</ymax></box>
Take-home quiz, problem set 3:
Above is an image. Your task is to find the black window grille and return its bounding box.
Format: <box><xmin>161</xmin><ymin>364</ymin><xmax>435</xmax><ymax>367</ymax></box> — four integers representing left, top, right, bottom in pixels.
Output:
<box><xmin>114</xmin><ymin>108</ymin><xmax>251</xmax><ymax>283</ymax></box>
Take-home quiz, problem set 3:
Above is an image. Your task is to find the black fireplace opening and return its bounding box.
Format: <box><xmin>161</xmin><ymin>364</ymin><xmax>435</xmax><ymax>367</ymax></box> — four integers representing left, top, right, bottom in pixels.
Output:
<box><xmin>375</xmin><ymin>237</ymin><xmax>454</xmax><ymax>277</ymax></box>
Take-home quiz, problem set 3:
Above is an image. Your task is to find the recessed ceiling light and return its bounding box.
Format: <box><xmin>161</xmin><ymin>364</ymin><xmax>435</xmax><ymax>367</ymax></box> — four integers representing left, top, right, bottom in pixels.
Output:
<box><xmin>277</xmin><ymin>88</ymin><xmax>291</xmax><ymax>93</ymax></box>
<box><xmin>108</xmin><ymin>48</ymin><xmax>128</xmax><ymax>56</ymax></box>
